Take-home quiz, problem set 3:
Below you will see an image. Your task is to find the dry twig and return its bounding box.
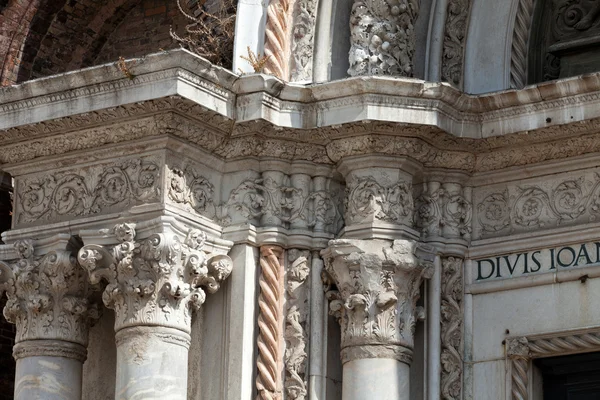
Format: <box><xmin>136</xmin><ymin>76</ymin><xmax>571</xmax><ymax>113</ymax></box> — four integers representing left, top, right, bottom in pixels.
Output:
<box><xmin>239</xmin><ymin>46</ymin><xmax>271</xmax><ymax>73</ymax></box>
<box><xmin>171</xmin><ymin>0</ymin><xmax>237</xmax><ymax>68</ymax></box>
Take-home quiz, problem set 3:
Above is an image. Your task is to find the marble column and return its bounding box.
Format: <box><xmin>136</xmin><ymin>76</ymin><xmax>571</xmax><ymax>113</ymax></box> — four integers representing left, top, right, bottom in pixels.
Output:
<box><xmin>78</xmin><ymin>222</ymin><xmax>232</xmax><ymax>400</ymax></box>
<box><xmin>0</xmin><ymin>237</ymin><xmax>95</xmax><ymax>400</ymax></box>
<box><xmin>321</xmin><ymin>239</ymin><xmax>434</xmax><ymax>400</ymax></box>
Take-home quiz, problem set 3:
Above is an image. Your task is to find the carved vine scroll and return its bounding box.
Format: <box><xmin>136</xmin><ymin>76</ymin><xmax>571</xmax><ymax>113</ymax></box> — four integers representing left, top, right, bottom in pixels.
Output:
<box><xmin>256</xmin><ymin>246</ymin><xmax>286</xmax><ymax>400</ymax></box>
<box><xmin>442</xmin><ymin>0</ymin><xmax>472</xmax><ymax>87</ymax></box>
<box><xmin>440</xmin><ymin>257</ymin><xmax>463</xmax><ymax>400</ymax></box>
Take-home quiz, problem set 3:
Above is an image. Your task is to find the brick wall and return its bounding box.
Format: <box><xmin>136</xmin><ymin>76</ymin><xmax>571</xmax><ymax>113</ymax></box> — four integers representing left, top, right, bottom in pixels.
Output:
<box><xmin>0</xmin><ymin>295</ymin><xmax>15</xmax><ymax>400</ymax></box>
<box><xmin>93</xmin><ymin>0</ymin><xmax>188</xmax><ymax>66</ymax></box>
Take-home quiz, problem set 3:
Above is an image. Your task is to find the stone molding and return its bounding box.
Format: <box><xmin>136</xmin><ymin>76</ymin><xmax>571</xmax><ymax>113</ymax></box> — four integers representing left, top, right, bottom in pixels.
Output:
<box><xmin>256</xmin><ymin>245</ymin><xmax>285</xmax><ymax>400</ymax></box>
<box><xmin>440</xmin><ymin>257</ymin><xmax>463</xmax><ymax>400</ymax></box>
<box><xmin>78</xmin><ymin>222</ymin><xmax>232</xmax><ymax>333</ymax></box>
<box><xmin>284</xmin><ymin>250</ymin><xmax>310</xmax><ymax>400</ymax></box>
<box><xmin>348</xmin><ymin>0</ymin><xmax>420</xmax><ymax>77</ymax></box>
<box><xmin>506</xmin><ymin>327</ymin><xmax>600</xmax><ymax>400</ymax></box>
<box><xmin>322</xmin><ymin>239</ymin><xmax>434</xmax><ymax>364</ymax></box>
<box><xmin>114</xmin><ymin>325</ymin><xmax>192</xmax><ymax>350</ymax></box>
<box><xmin>0</xmin><ymin>239</ymin><xmax>96</xmax><ymax>347</ymax></box>
<box><xmin>12</xmin><ymin>339</ymin><xmax>88</xmax><ymax>362</ymax></box>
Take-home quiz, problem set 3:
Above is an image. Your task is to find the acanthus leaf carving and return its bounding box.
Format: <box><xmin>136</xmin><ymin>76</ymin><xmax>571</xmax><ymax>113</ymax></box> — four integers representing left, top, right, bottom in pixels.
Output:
<box><xmin>0</xmin><ymin>240</ymin><xmax>96</xmax><ymax>346</ymax></box>
<box><xmin>321</xmin><ymin>239</ymin><xmax>434</xmax><ymax>364</ymax></box>
<box><xmin>78</xmin><ymin>223</ymin><xmax>232</xmax><ymax>333</ymax></box>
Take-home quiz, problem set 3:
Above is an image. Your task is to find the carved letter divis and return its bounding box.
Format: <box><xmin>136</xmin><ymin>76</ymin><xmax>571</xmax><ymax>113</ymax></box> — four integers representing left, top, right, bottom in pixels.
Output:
<box><xmin>78</xmin><ymin>223</ymin><xmax>232</xmax><ymax>333</ymax></box>
<box><xmin>322</xmin><ymin>239</ymin><xmax>433</xmax><ymax>364</ymax></box>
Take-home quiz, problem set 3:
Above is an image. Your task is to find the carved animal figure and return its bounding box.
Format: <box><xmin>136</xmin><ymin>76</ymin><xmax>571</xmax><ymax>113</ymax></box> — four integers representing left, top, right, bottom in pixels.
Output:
<box><xmin>574</xmin><ymin>1</ymin><xmax>600</xmax><ymax>30</ymax></box>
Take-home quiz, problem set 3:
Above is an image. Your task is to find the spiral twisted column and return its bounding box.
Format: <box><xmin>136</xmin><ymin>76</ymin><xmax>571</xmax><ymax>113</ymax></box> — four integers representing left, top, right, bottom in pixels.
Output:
<box><xmin>0</xmin><ymin>237</ymin><xmax>95</xmax><ymax>400</ymax></box>
<box><xmin>321</xmin><ymin>239</ymin><xmax>434</xmax><ymax>400</ymax></box>
<box><xmin>507</xmin><ymin>337</ymin><xmax>531</xmax><ymax>400</ymax></box>
<box><xmin>256</xmin><ymin>245</ymin><xmax>285</xmax><ymax>400</ymax></box>
<box><xmin>78</xmin><ymin>221</ymin><xmax>232</xmax><ymax>400</ymax></box>
<box><xmin>510</xmin><ymin>0</ymin><xmax>535</xmax><ymax>89</ymax></box>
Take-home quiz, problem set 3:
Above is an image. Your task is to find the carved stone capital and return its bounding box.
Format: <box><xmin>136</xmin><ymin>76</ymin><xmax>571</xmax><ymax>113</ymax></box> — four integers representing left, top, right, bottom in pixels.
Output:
<box><xmin>0</xmin><ymin>239</ymin><xmax>95</xmax><ymax>347</ymax></box>
<box><xmin>78</xmin><ymin>223</ymin><xmax>232</xmax><ymax>333</ymax></box>
<box><xmin>321</xmin><ymin>239</ymin><xmax>434</xmax><ymax>364</ymax></box>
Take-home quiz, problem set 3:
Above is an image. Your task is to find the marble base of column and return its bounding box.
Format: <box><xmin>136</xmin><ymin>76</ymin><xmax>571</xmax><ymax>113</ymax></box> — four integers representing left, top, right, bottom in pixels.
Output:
<box><xmin>13</xmin><ymin>340</ymin><xmax>86</xmax><ymax>400</ymax></box>
<box><xmin>115</xmin><ymin>326</ymin><xmax>191</xmax><ymax>400</ymax></box>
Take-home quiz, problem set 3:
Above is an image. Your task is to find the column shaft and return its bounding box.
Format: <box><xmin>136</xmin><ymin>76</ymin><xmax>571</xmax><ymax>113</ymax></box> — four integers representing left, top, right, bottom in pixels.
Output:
<box><xmin>342</xmin><ymin>359</ymin><xmax>409</xmax><ymax>400</ymax></box>
<box><xmin>115</xmin><ymin>327</ymin><xmax>190</xmax><ymax>399</ymax></box>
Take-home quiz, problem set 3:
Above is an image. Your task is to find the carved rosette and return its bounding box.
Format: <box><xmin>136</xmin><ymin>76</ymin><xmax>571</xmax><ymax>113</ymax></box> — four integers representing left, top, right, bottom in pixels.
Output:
<box><xmin>0</xmin><ymin>240</ymin><xmax>95</xmax><ymax>347</ymax></box>
<box><xmin>77</xmin><ymin>223</ymin><xmax>232</xmax><ymax>334</ymax></box>
<box><xmin>284</xmin><ymin>250</ymin><xmax>311</xmax><ymax>400</ymax></box>
<box><xmin>440</xmin><ymin>257</ymin><xmax>463</xmax><ymax>400</ymax></box>
<box><xmin>321</xmin><ymin>239</ymin><xmax>433</xmax><ymax>364</ymax></box>
<box><xmin>348</xmin><ymin>0</ymin><xmax>420</xmax><ymax>76</ymax></box>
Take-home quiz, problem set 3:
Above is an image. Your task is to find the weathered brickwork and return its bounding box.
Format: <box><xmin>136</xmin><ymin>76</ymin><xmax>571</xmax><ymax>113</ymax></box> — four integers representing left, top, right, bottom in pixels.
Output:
<box><xmin>0</xmin><ymin>0</ymin><xmax>227</xmax><ymax>85</ymax></box>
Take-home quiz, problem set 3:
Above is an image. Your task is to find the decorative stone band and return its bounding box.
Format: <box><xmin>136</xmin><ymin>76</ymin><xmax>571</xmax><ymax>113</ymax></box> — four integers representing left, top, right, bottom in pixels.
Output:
<box><xmin>12</xmin><ymin>339</ymin><xmax>88</xmax><ymax>363</ymax></box>
<box><xmin>256</xmin><ymin>245</ymin><xmax>285</xmax><ymax>400</ymax></box>
<box><xmin>506</xmin><ymin>327</ymin><xmax>600</xmax><ymax>400</ymax></box>
<box><xmin>0</xmin><ymin>239</ymin><xmax>95</xmax><ymax>346</ymax></box>
<box><xmin>78</xmin><ymin>223</ymin><xmax>232</xmax><ymax>334</ymax></box>
<box><xmin>322</xmin><ymin>239</ymin><xmax>434</xmax><ymax>365</ymax></box>
<box><xmin>510</xmin><ymin>0</ymin><xmax>535</xmax><ymax>89</ymax></box>
<box><xmin>115</xmin><ymin>326</ymin><xmax>192</xmax><ymax>350</ymax></box>
<box><xmin>340</xmin><ymin>344</ymin><xmax>413</xmax><ymax>365</ymax></box>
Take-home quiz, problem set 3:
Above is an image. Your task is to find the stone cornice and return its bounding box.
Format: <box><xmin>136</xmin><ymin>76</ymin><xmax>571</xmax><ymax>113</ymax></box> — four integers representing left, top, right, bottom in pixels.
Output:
<box><xmin>1</xmin><ymin>49</ymin><xmax>600</xmax><ymax>140</ymax></box>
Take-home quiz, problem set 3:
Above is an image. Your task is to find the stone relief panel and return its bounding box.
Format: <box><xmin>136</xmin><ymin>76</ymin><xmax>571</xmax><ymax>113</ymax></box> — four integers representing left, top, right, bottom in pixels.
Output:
<box><xmin>348</xmin><ymin>0</ymin><xmax>420</xmax><ymax>77</ymax></box>
<box><xmin>414</xmin><ymin>181</ymin><xmax>472</xmax><ymax>241</ymax></box>
<box><xmin>14</xmin><ymin>156</ymin><xmax>162</xmax><ymax>227</ymax></box>
<box><xmin>345</xmin><ymin>176</ymin><xmax>413</xmax><ymax>226</ymax></box>
<box><xmin>474</xmin><ymin>170</ymin><xmax>600</xmax><ymax>239</ymax></box>
<box><xmin>440</xmin><ymin>257</ymin><xmax>463</xmax><ymax>400</ymax></box>
<box><xmin>442</xmin><ymin>0</ymin><xmax>471</xmax><ymax>87</ymax></box>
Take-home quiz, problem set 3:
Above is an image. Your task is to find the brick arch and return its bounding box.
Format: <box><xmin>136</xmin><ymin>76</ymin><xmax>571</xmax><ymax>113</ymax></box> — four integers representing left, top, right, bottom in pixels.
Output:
<box><xmin>0</xmin><ymin>0</ymin><xmax>44</xmax><ymax>86</ymax></box>
<box><xmin>0</xmin><ymin>0</ymin><xmax>190</xmax><ymax>84</ymax></box>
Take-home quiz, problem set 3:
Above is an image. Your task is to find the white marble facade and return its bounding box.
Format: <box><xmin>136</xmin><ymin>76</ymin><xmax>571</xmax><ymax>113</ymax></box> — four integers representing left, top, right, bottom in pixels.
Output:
<box><xmin>3</xmin><ymin>1</ymin><xmax>600</xmax><ymax>399</ymax></box>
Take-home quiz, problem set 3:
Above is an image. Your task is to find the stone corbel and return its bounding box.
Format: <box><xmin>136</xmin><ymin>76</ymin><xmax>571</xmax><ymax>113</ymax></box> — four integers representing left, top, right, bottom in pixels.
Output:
<box><xmin>506</xmin><ymin>327</ymin><xmax>600</xmax><ymax>400</ymax></box>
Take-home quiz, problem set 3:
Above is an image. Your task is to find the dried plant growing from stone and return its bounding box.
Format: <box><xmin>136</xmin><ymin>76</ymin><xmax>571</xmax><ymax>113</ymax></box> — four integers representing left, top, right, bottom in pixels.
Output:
<box><xmin>117</xmin><ymin>56</ymin><xmax>135</xmax><ymax>80</ymax></box>
<box><xmin>239</xmin><ymin>47</ymin><xmax>271</xmax><ymax>73</ymax></box>
<box><xmin>171</xmin><ymin>0</ymin><xmax>237</xmax><ymax>69</ymax></box>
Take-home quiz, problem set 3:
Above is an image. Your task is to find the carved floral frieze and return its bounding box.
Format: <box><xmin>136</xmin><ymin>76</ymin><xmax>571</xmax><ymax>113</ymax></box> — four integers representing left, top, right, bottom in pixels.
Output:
<box><xmin>442</xmin><ymin>0</ymin><xmax>471</xmax><ymax>87</ymax></box>
<box><xmin>322</xmin><ymin>239</ymin><xmax>433</xmax><ymax>364</ymax></box>
<box><xmin>348</xmin><ymin>0</ymin><xmax>420</xmax><ymax>77</ymax></box>
<box><xmin>15</xmin><ymin>158</ymin><xmax>161</xmax><ymax>226</ymax></box>
<box><xmin>78</xmin><ymin>223</ymin><xmax>232</xmax><ymax>333</ymax></box>
<box><xmin>0</xmin><ymin>240</ymin><xmax>96</xmax><ymax>345</ymax></box>
<box><xmin>440</xmin><ymin>257</ymin><xmax>463</xmax><ymax>400</ymax></box>
<box><xmin>345</xmin><ymin>176</ymin><xmax>413</xmax><ymax>226</ymax></box>
<box><xmin>476</xmin><ymin>173</ymin><xmax>600</xmax><ymax>238</ymax></box>
<box><xmin>414</xmin><ymin>183</ymin><xmax>472</xmax><ymax>240</ymax></box>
